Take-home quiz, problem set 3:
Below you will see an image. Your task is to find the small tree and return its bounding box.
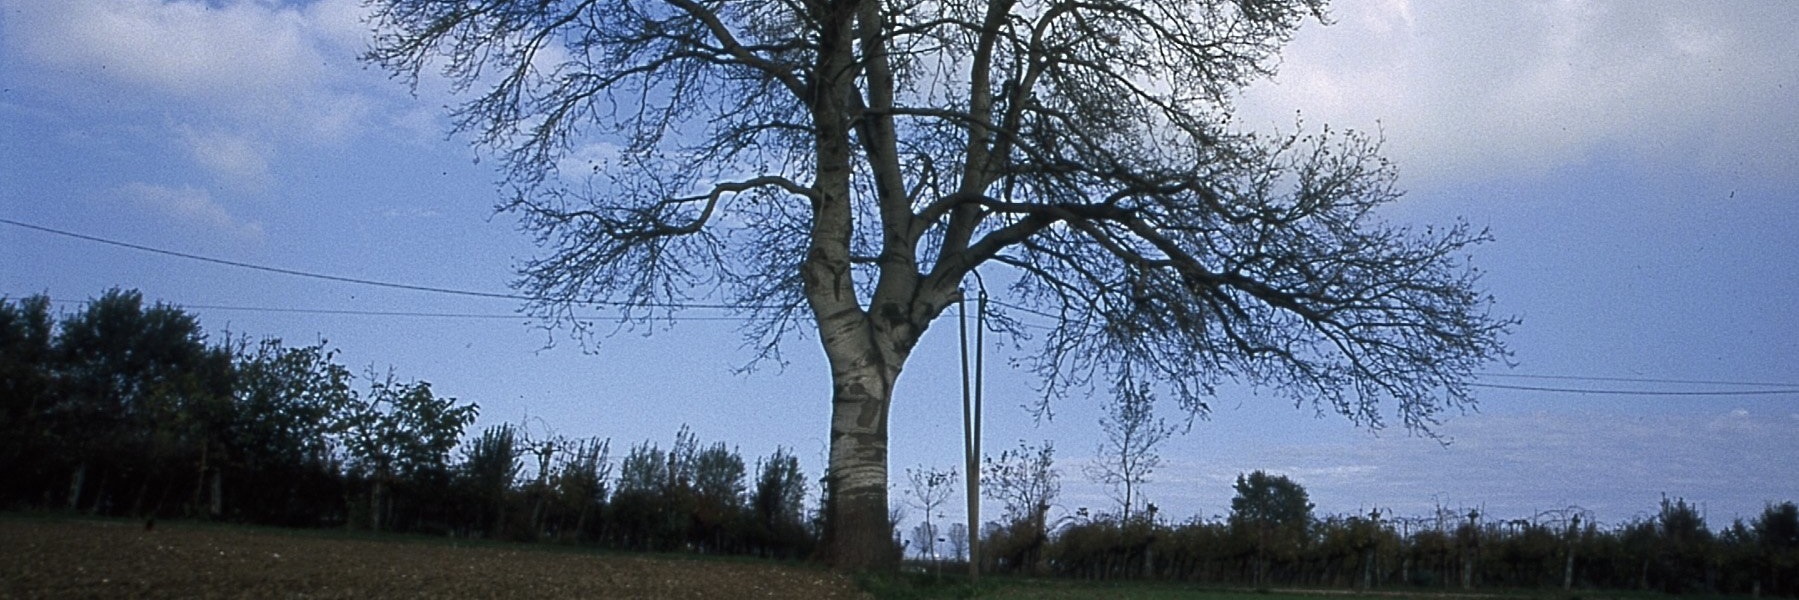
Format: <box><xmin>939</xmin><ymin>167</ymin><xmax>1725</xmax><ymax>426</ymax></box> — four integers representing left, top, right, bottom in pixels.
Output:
<box><xmin>340</xmin><ymin>372</ymin><xmax>478</xmax><ymax>531</ymax></box>
<box><xmin>551</xmin><ymin>436</ymin><xmax>612</xmax><ymax>542</ymax></box>
<box><xmin>904</xmin><ymin>466</ymin><xmax>959</xmax><ymax>562</ymax></box>
<box><xmin>459</xmin><ymin>423</ymin><xmax>522</xmax><ymax>537</ymax></box>
<box><xmin>612</xmin><ymin>440</ymin><xmax>668</xmax><ymax>550</ymax></box>
<box><xmin>691</xmin><ymin>442</ymin><xmax>748</xmax><ymax>552</ymax></box>
<box><xmin>911</xmin><ymin>520</ymin><xmax>940</xmax><ymax>561</ymax></box>
<box><xmin>751</xmin><ymin>447</ymin><xmax>812</xmax><ymax>558</ymax></box>
<box><xmin>1085</xmin><ymin>381</ymin><xmax>1174</xmax><ymax>523</ymax></box>
<box><xmin>1230</xmin><ymin>470</ymin><xmax>1313</xmax><ymax>586</ymax></box>
<box><xmin>228</xmin><ymin>338</ymin><xmax>355</xmax><ymax>525</ymax></box>
<box><xmin>946</xmin><ymin>522</ymin><xmax>971</xmax><ymax>562</ymax></box>
<box><xmin>1654</xmin><ymin>496</ymin><xmax>1712</xmax><ymax>594</ymax></box>
<box><xmin>1753</xmin><ymin>502</ymin><xmax>1799</xmax><ymax>596</ymax></box>
<box><xmin>984</xmin><ymin>440</ymin><xmax>1060</xmax><ymax>573</ymax></box>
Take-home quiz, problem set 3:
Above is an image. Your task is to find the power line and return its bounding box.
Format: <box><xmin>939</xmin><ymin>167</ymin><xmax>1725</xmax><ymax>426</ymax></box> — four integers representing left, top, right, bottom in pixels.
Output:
<box><xmin>18</xmin><ymin>297</ymin><xmax>754</xmax><ymax>322</ymax></box>
<box><xmin>6</xmin><ymin>216</ymin><xmax>1063</xmax><ymax>318</ymax></box>
<box><xmin>16</xmin><ymin>292</ymin><xmax>1799</xmax><ymax>395</ymax></box>
<box><xmin>4</xmin><ymin>217</ymin><xmax>529</xmax><ymax>301</ymax></box>
<box><xmin>1478</xmin><ymin>372</ymin><xmax>1799</xmax><ymax>389</ymax></box>
<box><xmin>12</xmin><ymin>217</ymin><xmax>1799</xmax><ymax>396</ymax></box>
<box><xmin>1</xmin><ymin>217</ymin><xmax>750</xmax><ymax>310</ymax></box>
<box><xmin>1467</xmin><ymin>382</ymin><xmax>1799</xmax><ymax>396</ymax></box>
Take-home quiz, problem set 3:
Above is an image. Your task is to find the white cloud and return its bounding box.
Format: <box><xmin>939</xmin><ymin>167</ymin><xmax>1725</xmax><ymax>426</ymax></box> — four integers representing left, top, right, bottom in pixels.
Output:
<box><xmin>179</xmin><ymin>127</ymin><xmax>272</xmax><ymax>191</ymax></box>
<box><xmin>1236</xmin><ymin>1</ymin><xmax>1799</xmax><ymax>188</ymax></box>
<box><xmin>121</xmin><ymin>182</ymin><xmax>265</xmax><ymax>241</ymax></box>
<box><xmin>3</xmin><ymin>0</ymin><xmax>392</xmax><ymax>166</ymax></box>
<box><xmin>10</xmin><ymin>0</ymin><xmax>328</xmax><ymax>107</ymax></box>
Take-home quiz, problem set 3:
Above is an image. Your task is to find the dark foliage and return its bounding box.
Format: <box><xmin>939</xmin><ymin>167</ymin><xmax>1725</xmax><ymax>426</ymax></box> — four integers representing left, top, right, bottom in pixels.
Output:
<box><xmin>0</xmin><ymin>291</ymin><xmax>817</xmax><ymax>561</ymax></box>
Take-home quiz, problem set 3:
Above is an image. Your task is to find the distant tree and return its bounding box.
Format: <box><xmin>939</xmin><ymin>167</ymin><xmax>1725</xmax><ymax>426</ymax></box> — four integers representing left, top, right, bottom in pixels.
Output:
<box><xmin>226</xmin><ymin>338</ymin><xmax>354</xmax><ymax>525</ymax></box>
<box><xmin>1084</xmin><ymin>380</ymin><xmax>1173</xmax><ymax>523</ymax></box>
<box><xmin>1229</xmin><ymin>470</ymin><xmax>1313</xmax><ymax>586</ymax></box>
<box><xmin>169</xmin><ymin>342</ymin><xmax>237</xmax><ymax>518</ymax></box>
<box><xmin>911</xmin><ymin>520</ymin><xmax>940</xmax><ymax>561</ymax></box>
<box><xmin>53</xmin><ymin>289</ymin><xmax>220</xmax><ymax>516</ymax></box>
<box><xmin>0</xmin><ymin>294</ymin><xmax>59</xmax><ymax>505</ymax></box>
<box><xmin>750</xmin><ymin>446</ymin><xmax>812</xmax><ymax>558</ymax></box>
<box><xmin>985</xmin><ymin>441</ymin><xmax>1061</xmax><ymax>525</ymax></box>
<box><xmin>612</xmin><ymin>440</ymin><xmax>669</xmax><ymax>550</ymax></box>
<box><xmin>662</xmin><ymin>426</ymin><xmax>702</xmax><ymax>547</ymax></box>
<box><xmin>947</xmin><ymin>522</ymin><xmax>971</xmax><ymax>562</ymax></box>
<box><xmin>340</xmin><ymin>372</ymin><xmax>478</xmax><ymax>531</ymax></box>
<box><xmin>1654</xmin><ymin>496</ymin><xmax>1712</xmax><ymax>594</ymax></box>
<box><xmin>984</xmin><ymin>440</ymin><xmax>1059</xmax><ymax>573</ymax></box>
<box><xmin>1753</xmin><ymin>502</ymin><xmax>1799</xmax><ymax>596</ymax></box>
<box><xmin>549</xmin><ymin>436</ymin><xmax>612</xmax><ymax>542</ymax></box>
<box><xmin>691</xmin><ymin>442</ymin><xmax>748</xmax><ymax>552</ymax></box>
<box><xmin>904</xmin><ymin>466</ymin><xmax>959</xmax><ymax>562</ymax></box>
<box><xmin>459</xmin><ymin>423</ymin><xmax>523</xmax><ymax>537</ymax></box>
<box><xmin>366</xmin><ymin>0</ymin><xmax>1514</xmax><ymax>568</ymax></box>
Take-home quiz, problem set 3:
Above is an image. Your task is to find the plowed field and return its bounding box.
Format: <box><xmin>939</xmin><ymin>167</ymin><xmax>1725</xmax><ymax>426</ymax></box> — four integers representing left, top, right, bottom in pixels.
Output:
<box><xmin>0</xmin><ymin>518</ymin><xmax>867</xmax><ymax>599</ymax></box>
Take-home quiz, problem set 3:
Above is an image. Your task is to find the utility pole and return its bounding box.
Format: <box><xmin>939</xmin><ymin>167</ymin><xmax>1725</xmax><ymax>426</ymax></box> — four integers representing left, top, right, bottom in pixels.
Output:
<box><xmin>959</xmin><ymin>276</ymin><xmax>987</xmax><ymax>581</ymax></box>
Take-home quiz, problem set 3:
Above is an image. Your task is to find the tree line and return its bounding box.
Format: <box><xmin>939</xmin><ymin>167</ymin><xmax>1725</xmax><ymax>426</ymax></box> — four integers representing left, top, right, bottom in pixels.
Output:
<box><xmin>7</xmin><ymin>290</ymin><xmax>1793</xmax><ymax>594</ymax></box>
<box><xmin>915</xmin><ymin>444</ymin><xmax>1797</xmax><ymax>596</ymax></box>
<box><xmin>0</xmin><ymin>290</ymin><xmax>815</xmax><ymax>558</ymax></box>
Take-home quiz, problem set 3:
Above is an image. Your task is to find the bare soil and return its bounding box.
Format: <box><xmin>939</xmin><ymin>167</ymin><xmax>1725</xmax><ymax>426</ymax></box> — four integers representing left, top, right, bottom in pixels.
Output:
<box><xmin>0</xmin><ymin>518</ymin><xmax>868</xmax><ymax>599</ymax></box>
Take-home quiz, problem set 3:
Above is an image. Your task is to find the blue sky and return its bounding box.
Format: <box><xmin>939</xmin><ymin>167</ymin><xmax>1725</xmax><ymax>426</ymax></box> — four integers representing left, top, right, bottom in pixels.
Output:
<box><xmin>3</xmin><ymin>0</ymin><xmax>1796</xmax><ymax>532</ymax></box>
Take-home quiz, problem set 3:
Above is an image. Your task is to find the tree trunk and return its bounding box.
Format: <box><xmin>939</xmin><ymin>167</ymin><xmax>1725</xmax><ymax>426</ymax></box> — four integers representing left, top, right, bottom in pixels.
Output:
<box><xmin>209</xmin><ymin>470</ymin><xmax>223</xmax><ymax>518</ymax></box>
<box><xmin>371</xmin><ymin>479</ymin><xmax>388</xmax><ymax>532</ymax></box>
<box><xmin>823</xmin><ymin>360</ymin><xmax>897</xmax><ymax>570</ymax></box>
<box><xmin>67</xmin><ymin>463</ymin><xmax>88</xmax><ymax>511</ymax></box>
<box><xmin>1563</xmin><ymin>546</ymin><xmax>1575</xmax><ymax>591</ymax></box>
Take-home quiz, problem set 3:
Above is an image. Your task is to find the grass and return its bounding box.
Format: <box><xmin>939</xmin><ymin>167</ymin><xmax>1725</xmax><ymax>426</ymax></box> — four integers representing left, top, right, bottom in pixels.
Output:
<box><xmin>0</xmin><ymin>513</ymin><xmax>864</xmax><ymax>599</ymax></box>
<box><xmin>2</xmin><ymin>515</ymin><xmax>1768</xmax><ymax>600</ymax></box>
<box><xmin>856</xmin><ymin>571</ymin><xmax>1336</xmax><ymax>600</ymax></box>
<box><xmin>854</xmin><ymin>571</ymin><xmax>1769</xmax><ymax>600</ymax></box>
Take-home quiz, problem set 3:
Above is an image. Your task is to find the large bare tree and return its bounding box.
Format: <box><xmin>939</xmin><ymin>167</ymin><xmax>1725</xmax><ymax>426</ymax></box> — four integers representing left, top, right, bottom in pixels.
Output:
<box><xmin>366</xmin><ymin>0</ymin><xmax>1511</xmax><ymax>568</ymax></box>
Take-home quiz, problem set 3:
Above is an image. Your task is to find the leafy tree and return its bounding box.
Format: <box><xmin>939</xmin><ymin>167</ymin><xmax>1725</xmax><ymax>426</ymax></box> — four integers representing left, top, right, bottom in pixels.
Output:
<box><xmin>459</xmin><ymin>423</ymin><xmax>523</xmax><ymax>537</ymax></box>
<box><xmin>612</xmin><ymin>440</ymin><xmax>670</xmax><ymax>550</ymax></box>
<box><xmin>1084</xmin><ymin>381</ymin><xmax>1173</xmax><ymax>523</ymax></box>
<box><xmin>1229</xmin><ymin>470</ymin><xmax>1313</xmax><ymax>586</ymax></box>
<box><xmin>226</xmin><ymin>338</ymin><xmax>355</xmax><ymax>524</ymax></box>
<box><xmin>366</xmin><ymin>0</ymin><xmax>1513</xmax><ymax>568</ymax></box>
<box><xmin>1753</xmin><ymin>502</ymin><xmax>1799</xmax><ymax>596</ymax></box>
<box><xmin>53</xmin><ymin>289</ymin><xmax>221</xmax><ymax>515</ymax></box>
<box><xmin>1653</xmin><ymin>496</ymin><xmax>1712</xmax><ymax>594</ymax></box>
<box><xmin>751</xmin><ymin>446</ymin><xmax>813</xmax><ymax>558</ymax></box>
<box><xmin>691</xmin><ymin>441</ymin><xmax>748</xmax><ymax>552</ymax></box>
<box><xmin>984</xmin><ymin>440</ymin><xmax>1059</xmax><ymax>572</ymax></box>
<box><xmin>0</xmin><ymin>294</ymin><xmax>59</xmax><ymax>505</ymax></box>
<box><xmin>166</xmin><ymin>342</ymin><xmax>237</xmax><ymax>517</ymax></box>
<box><xmin>340</xmin><ymin>372</ymin><xmax>478</xmax><ymax>531</ymax></box>
<box><xmin>550</xmin><ymin>436</ymin><xmax>613</xmax><ymax>542</ymax></box>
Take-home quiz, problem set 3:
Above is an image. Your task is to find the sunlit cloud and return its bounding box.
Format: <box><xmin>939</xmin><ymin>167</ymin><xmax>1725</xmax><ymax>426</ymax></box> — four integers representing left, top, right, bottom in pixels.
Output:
<box><xmin>10</xmin><ymin>0</ymin><xmax>329</xmax><ymax>108</ymax></box>
<box><xmin>1236</xmin><ymin>1</ymin><xmax>1799</xmax><ymax>188</ymax></box>
<box><xmin>3</xmin><ymin>0</ymin><xmax>395</xmax><ymax>170</ymax></box>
